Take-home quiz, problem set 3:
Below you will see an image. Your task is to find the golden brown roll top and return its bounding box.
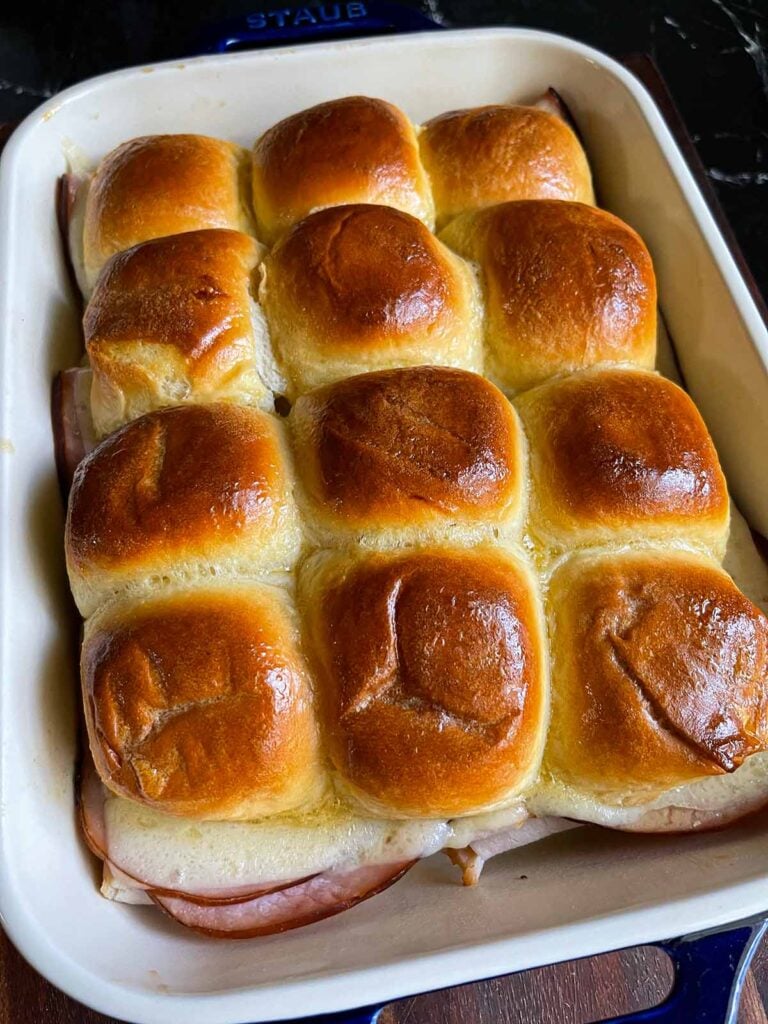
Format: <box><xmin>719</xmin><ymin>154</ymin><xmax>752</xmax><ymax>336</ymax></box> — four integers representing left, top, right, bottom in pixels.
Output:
<box><xmin>516</xmin><ymin>368</ymin><xmax>730</xmax><ymax>561</ymax></box>
<box><xmin>80</xmin><ymin>134</ymin><xmax>254</xmax><ymax>293</ymax></box>
<box><xmin>66</xmin><ymin>404</ymin><xmax>301</xmax><ymax>617</ymax></box>
<box><xmin>420</xmin><ymin>104</ymin><xmax>594</xmax><ymax>228</ymax></box>
<box><xmin>440</xmin><ymin>200</ymin><xmax>657</xmax><ymax>393</ymax></box>
<box><xmin>84</xmin><ymin>229</ymin><xmax>271</xmax><ymax>436</ymax></box>
<box><xmin>252</xmin><ymin>97</ymin><xmax>434</xmax><ymax>243</ymax></box>
<box><xmin>301</xmin><ymin>547</ymin><xmax>549</xmax><ymax>818</ymax></box>
<box><xmin>261</xmin><ymin>204</ymin><xmax>482</xmax><ymax>397</ymax></box>
<box><xmin>541</xmin><ymin>550</ymin><xmax>768</xmax><ymax>811</ymax></box>
<box><xmin>82</xmin><ymin>583</ymin><xmax>325</xmax><ymax>819</ymax></box>
<box><xmin>290</xmin><ymin>367</ymin><xmax>525</xmax><ymax>548</ymax></box>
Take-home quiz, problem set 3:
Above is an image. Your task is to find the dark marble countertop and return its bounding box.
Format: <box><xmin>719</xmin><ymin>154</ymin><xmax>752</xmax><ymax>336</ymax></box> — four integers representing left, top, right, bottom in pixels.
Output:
<box><xmin>1</xmin><ymin>0</ymin><xmax>766</xmax><ymax>297</ymax></box>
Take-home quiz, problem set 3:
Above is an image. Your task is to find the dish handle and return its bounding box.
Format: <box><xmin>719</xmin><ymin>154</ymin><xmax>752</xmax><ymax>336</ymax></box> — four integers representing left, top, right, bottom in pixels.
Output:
<box><xmin>294</xmin><ymin>919</ymin><xmax>768</xmax><ymax>1024</ymax></box>
<box><xmin>196</xmin><ymin>2</ymin><xmax>441</xmax><ymax>53</ymax></box>
<box><xmin>597</xmin><ymin>919</ymin><xmax>768</xmax><ymax>1023</ymax></box>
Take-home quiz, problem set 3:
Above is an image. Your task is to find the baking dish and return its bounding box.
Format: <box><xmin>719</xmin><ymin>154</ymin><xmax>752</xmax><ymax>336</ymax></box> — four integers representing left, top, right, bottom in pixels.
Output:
<box><xmin>2</xmin><ymin>13</ymin><xmax>768</xmax><ymax>1024</ymax></box>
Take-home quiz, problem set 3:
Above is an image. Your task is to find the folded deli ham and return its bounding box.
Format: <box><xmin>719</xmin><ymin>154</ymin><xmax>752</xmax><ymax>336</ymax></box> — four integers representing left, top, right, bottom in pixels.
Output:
<box><xmin>57</xmin><ymin>89</ymin><xmax>768</xmax><ymax>940</ymax></box>
<box><xmin>81</xmin><ymin>753</ymin><xmax>415</xmax><ymax>935</ymax></box>
<box><xmin>152</xmin><ymin>863</ymin><xmax>415</xmax><ymax>939</ymax></box>
<box><xmin>52</xmin><ymin>369</ymin><xmax>96</xmax><ymax>495</ymax></box>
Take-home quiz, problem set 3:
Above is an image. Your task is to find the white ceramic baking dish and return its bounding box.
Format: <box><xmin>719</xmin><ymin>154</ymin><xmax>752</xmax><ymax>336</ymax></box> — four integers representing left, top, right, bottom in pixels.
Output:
<box><xmin>2</xmin><ymin>21</ymin><xmax>768</xmax><ymax>1024</ymax></box>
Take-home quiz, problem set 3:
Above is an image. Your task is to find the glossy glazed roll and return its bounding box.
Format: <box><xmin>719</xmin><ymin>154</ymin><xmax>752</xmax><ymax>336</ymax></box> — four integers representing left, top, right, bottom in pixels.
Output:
<box><xmin>252</xmin><ymin>97</ymin><xmax>434</xmax><ymax>242</ymax></box>
<box><xmin>440</xmin><ymin>200</ymin><xmax>657</xmax><ymax>392</ymax></box>
<box><xmin>84</xmin><ymin>229</ymin><xmax>273</xmax><ymax>436</ymax></box>
<box><xmin>301</xmin><ymin>546</ymin><xmax>549</xmax><ymax>819</ymax></box>
<box><xmin>290</xmin><ymin>366</ymin><xmax>525</xmax><ymax>548</ymax></box>
<box><xmin>260</xmin><ymin>204</ymin><xmax>482</xmax><ymax>396</ymax></box>
<box><xmin>66</xmin><ymin>404</ymin><xmax>301</xmax><ymax>617</ymax></box>
<box><xmin>75</xmin><ymin>134</ymin><xmax>255</xmax><ymax>294</ymax></box>
<box><xmin>420</xmin><ymin>103</ymin><xmax>594</xmax><ymax>228</ymax></box>
<box><xmin>81</xmin><ymin>582</ymin><xmax>325</xmax><ymax>820</ymax></box>
<box><xmin>516</xmin><ymin>368</ymin><xmax>730</xmax><ymax>561</ymax></box>
<box><xmin>536</xmin><ymin>550</ymin><xmax>768</xmax><ymax>824</ymax></box>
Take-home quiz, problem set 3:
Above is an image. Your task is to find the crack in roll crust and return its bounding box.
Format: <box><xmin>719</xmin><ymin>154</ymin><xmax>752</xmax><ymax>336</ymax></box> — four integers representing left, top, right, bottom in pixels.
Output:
<box><xmin>419</xmin><ymin>104</ymin><xmax>594</xmax><ymax>228</ymax></box>
<box><xmin>84</xmin><ymin>229</ymin><xmax>269</xmax><ymax>436</ymax></box>
<box><xmin>83</xmin><ymin>134</ymin><xmax>254</xmax><ymax>291</ymax></box>
<box><xmin>290</xmin><ymin>366</ymin><xmax>524</xmax><ymax>545</ymax></box>
<box><xmin>82</xmin><ymin>585</ymin><xmax>324</xmax><ymax>820</ymax></box>
<box><xmin>440</xmin><ymin>200</ymin><xmax>657</xmax><ymax>392</ymax></box>
<box><xmin>65</xmin><ymin>404</ymin><xmax>301</xmax><ymax>617</ymax></box>
<box><xmin>543</xmin><ymin>551</ymin><xmax>768</xmax><ymax>806</ymax></box>
<box><xmin>517</xmin><ymin>368</ymin><xmax>730</xmax><ymax>560</ymax></box>
<box><xmin>252</xmin><ymin>97</ymin><xmax>434</xmax><ymax>243</ymax></box>
<box><xmin>301</xmin><ymin>548</ymin><xmax>548</xmax><ymax>818</ymax></box>
<box><xmin>261</xmin><ymin>204</ymin><xmax>482</xmax><ymax>396</ymax></box>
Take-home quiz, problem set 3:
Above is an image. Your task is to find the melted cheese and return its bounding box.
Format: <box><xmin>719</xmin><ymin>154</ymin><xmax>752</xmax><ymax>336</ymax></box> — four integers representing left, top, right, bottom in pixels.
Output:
<box><xmin>104</xmin><ymin>793</ymin><xmax>450</xmax><ymax>892</ymax></box>
<box><xmin>529</xmin><ymin>751</ymin><xmax>768</xmax><ymax>828</ymax></box>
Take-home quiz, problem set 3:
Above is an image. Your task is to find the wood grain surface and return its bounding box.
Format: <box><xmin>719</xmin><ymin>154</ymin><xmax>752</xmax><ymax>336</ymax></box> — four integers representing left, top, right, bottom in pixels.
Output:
<box><xmin>2</xmin><ymin>924</ymin><xmax>767</xmax><ymax>1023</ymax></box>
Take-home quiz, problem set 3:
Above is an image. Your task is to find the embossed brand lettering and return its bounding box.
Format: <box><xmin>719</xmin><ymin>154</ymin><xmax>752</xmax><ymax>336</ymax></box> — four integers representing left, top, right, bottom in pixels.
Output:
<box><xmin>293</xmin><ymin>8</ymin><xmax>319</xmax><ymax>25</ymax></box>
<box><xmin>245</xmin><ymin>2</ymin><xmax>368</xmax><ymax>31</ymax></box>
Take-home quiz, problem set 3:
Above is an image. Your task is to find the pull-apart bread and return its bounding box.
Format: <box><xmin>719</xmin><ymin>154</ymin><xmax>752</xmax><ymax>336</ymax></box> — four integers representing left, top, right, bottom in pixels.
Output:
<box><xmin>69</xmin><ymin>134</ymin><xmax>255</xmax><ymax>297</ymax></box>
<box><xmin>440</xmin><ymin>200</ymin><xmax>657</xmax><ymax>392</ymax></box>
<box><xmin>289</xmin><ymin>366</ymin><xmax>525</xmax><ymax>549</ymax></box>
<box><xmin>251</xmin><ymin>96</ymin><xmax>434</xmax><ymax>243</ymax></box>
<box><xmin>420</xmin><ymin>101</ymin><xmax>594</xmax><ymax>227</ymax></box>
<box><xmin>83</xmin><ymin>229</ymin><xmax>273</xmax><ymax>435</ymax></box>
<box><xmin>533</xmin><ymin>551</ymin><xmax>768</xmax><ymax>832</ymax></box>
<box><xmin>260</xmin><ymin>203</ymin><xmax>482</xmax><ymax>397</ymax></box>
<box><xmin>53</xmin><ymin>91</ymin><xmax>768</xmax><ymax>938</ymax></box>
<box><xmin>65</xmin><ymin>403</ymin><xmax>300</xmax><ymax>616</ymax></box>
<box><xmin>516</xmin><ymin>368</ymin><xmax>730</xmax><ymax>562</ymax></box>
<box><xmin>300</xmin><ymin>547</ymin><xmax>548</xmax><ymax>819</ymax></box>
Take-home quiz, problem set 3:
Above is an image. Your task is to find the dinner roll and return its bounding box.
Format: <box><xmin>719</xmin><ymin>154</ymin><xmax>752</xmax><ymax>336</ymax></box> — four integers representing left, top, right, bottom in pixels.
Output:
<box><xmin>538</xmin><ymin>550</ymin><xmax>768</xmax><ymax>822</ymax></box>
<box><xmin>252</xmin><ymin>97</ymin><xmax>434</xmax><ymax>242</ymax></box>
<box><xmin>260</xmin><ymin>204</ymin><xmax>482</xmax><ymax>396</ymax></box>
<box><xmin>66</xmin><ymin>404</ymin><xmax>301</xmax><ymax>618</ymax></box>
<box><xmin>84</xmin><ymin>229</ymin><xmax>273</xmax><ymax>436</ymax></box>
<box><xmin>516</xmin><ymin>368</ymin><xmax>730</xmax><ymax>562</ymax></box>
<box><xmin>420</xmin><ymin>104</ymin><xmax>594</xmax><ymax>228</ymax></box>
<box><xmin>79</xmin><ymin>134</ymin><xmax>254</xmax><ymax>293</ymax></box>
<box><xmin>440</xmin><ymin>201</ymin><xmax>657</xmax><ymax>392</ymax></box>
<box><xmin>82</xmin><ymin>583</ymin><xmax>325</xmax><ymax>820</ymax></box>
<box><xmin>301</xmin><ymin>547</ymin><xmax>548</xmax><ymax>818</ymax></box>
<box><xmin>290</xmin><ymin>367</ymin><xmax>525</xmax><ymax>548</ymax></box>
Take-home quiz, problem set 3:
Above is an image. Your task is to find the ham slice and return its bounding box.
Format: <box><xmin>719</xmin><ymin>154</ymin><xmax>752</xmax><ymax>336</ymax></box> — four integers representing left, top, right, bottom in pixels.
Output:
<box><xmin>445</xmin><ymin>847</ymin><xmax>484</xmax><ymax>886</ymax></box>
<box><xmin>51</xmin><ymin>367</ymin><xmax>96</xmax><ymax>496</ymax></box>
<box><xmin>78</xmin><ymin>756</ymin><xmax>316</xmax><ymax>905</ymax></box>
<box><xmin>618</xmin><ymin>799</ymin><xmax>768</xmax><ymax>833</ymax></box>
<box><xmin>78</xmin><ymin>749</ymin><xmax>108</xmax><ymax>860</ymax></box>
<box><xmin>152</xmin><ymin>861</ymin><xmax>414</xmax><ymax>938</ymax></box>
<box><xmin>533</xmin><ymin>87</ymin><xmax>575</xmax><ymax>126</ymax></box>
<box><xmin>470</xmin><ymin>816</ymin><xmax>581</xmax><ymax>860</ymax></box>
<box><xmin>446</xmin><ymin>817</ymin><xmax>582</xmax><ymax>885</ymax></box>
<box><xmin>56</xmin><ymin>174</ymin><xmax>80</xmax><ymax>246</ymax></box>
<box><xmin>56</xmin><ymin>173</ymin><xmax>87</xmax><ymax>303</ymax></box>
